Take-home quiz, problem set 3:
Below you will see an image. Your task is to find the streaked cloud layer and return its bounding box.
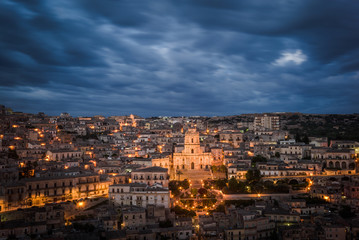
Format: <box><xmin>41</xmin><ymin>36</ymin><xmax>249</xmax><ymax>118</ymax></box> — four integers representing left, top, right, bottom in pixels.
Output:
<box><xmin>1</xmin><ymin>0</ymin><xmax>359</xmax><ymax>116</ymax></box>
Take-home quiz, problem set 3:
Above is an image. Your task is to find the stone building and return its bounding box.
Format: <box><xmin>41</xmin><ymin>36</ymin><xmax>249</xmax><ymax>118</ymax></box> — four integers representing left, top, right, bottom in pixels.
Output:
<box><xmin>109</xmin><ymin>183</ymin><xmax>170</xmax><ymax>208</ymax></box>
<box><xmin>131</xmin><ymin>166</ymin><xmax>169</xmax><ymax>188</ymax></box>
<box><xmin>173</xmin><ymin>128</ymin><xmax>213</xmax><ymax>170</ymax></box>
<box><xmin>0</xmin><ymin>172</ymin><xmax>110</xmax><ymax>212</ymax></box>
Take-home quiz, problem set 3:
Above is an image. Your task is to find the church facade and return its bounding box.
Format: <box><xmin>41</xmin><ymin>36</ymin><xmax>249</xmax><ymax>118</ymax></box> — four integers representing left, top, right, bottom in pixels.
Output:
<box><xmin>173</xmin><ymin>128</ymin><xmax>213</xmax><ymax>170</ymax></box>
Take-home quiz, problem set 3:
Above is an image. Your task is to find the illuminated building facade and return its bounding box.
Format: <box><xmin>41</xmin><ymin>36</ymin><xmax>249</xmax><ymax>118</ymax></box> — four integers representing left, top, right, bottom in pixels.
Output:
<box><xmin>173</xmin><ymin>128</ymin><xmax>213</xmax><ymax>170</ymax></box>
<box><xmin>131</xmin><ymin>166</ymin><xmax>169</xmax><ymax>188</ymax></box>
<box><xmin>0</xmin><ymin>173</ymin><xmax>110</xmax><ymax>212</ymax></box>
<box><xmin>109</xmin><ymin>183</ymin><xmax>170</xmax><ymax>208</ymax></box>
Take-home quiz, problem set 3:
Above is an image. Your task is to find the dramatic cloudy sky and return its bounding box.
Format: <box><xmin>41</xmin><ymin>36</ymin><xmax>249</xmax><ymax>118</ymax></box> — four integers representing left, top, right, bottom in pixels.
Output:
<box><xmin>1</xmin><ymin>0</ymin><xmax>359</xmax><ymax>117</ymax></box>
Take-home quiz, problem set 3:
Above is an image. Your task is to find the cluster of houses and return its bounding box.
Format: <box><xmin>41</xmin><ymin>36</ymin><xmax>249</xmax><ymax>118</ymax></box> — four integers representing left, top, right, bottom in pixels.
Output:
<box><xmin>0</xmin><ymin>106</ymin><xmax>359</xmax><ymax>239</ymax></box>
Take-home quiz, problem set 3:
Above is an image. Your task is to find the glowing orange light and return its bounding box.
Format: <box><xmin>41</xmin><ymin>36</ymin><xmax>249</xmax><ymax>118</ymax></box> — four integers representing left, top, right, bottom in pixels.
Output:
<box><xmin>14</xmin><ymin>137</ymin><xmax>21</xmax><ymax>140</ymax></box>
<box><xmin>78</xmin><ymin>201</ymin><xmax>84</xmax><ymax>207</ymax></box>
<box><xmin>9</xmin><ymin>146</ymin><xmax>15</xmax><ymax>150</ymax></box>
<box><xmin>41</xmin><ymin>143</ymin><xmax>46</xmax><ymax>146</ymax></box>
<box><xmin>12</xmin><ymin>125</ymin><xmax>19</xmax><ymax>128</ymax></box>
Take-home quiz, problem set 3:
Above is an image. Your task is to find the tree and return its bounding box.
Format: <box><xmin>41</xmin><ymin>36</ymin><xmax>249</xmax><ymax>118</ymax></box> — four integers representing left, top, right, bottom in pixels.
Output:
<box><xmin>191</xmin><ymin>188</ymin><xmax>198</xmax><ymax>195</ymax></box>
<box><xmin>209</xmin><ymin>204</ymin><xmax>225</xmax><ymax>214</ymax></box>
<box><xmin>198</xmin><ymin>188</ymin><xmax>207</xmax><ymax>196</ymax></box>
<box><xmin>252</xmin><ymin>182</ymin><xmax>264</xmax><ymax>193</ymax></box>
<box><xmin>181</xmin><ymin>179</ymin><xmax>190</xmax><ymax>190</ymax></box>
<box><xmin>171</xmin><ymin>206</ymin><xmax>196</xmax><ymax>217</ymax></box>
<box><xmin>211</xmin><ymin>165</ymin><xmax>218</xmax><ymax>172</ymax></box>
<box><xmin>228</xmin><ymin>177</ymin><xmax>239</xmax><ymax>193</ymax></box>
<box><xmin>219</xmin><ymin>165</ymin><xmax>227</xmax><ymax>173</ymax></box>
<box><xmin>245</xmin><ymin>169</ymin><xmax>262</xmax><ymax>183</ymax></box>
<box><xmin>169</xmin><ymin>181</ymin><xmax>180</xmax><ymax>197</ymax></box>
<box><xmin>302</xmin><ymin>134</ymin><xmax>310</xmax><ymax>144</ymax></box>
<box><xmin>214</xmin><ymin>179</ymin><xmax>227</xmax><ymax>190</ymax></box>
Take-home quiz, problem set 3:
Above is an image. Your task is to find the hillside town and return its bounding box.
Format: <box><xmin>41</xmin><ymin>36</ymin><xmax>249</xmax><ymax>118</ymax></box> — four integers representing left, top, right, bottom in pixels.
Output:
<box><xmin>1</xmin><ymin>105</ymin><xmax>359</xmax><ymax>239</ymax></box>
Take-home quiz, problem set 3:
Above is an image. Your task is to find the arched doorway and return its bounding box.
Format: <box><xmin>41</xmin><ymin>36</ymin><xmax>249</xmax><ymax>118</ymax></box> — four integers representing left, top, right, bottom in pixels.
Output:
<box><xmin>191</xmin><ymin>162</ymin><xmax>194</xmax><ymax>169</ymax></box>
<box><xmin>335</xmin><ymin>161</ymin><xmax>340</xmax><ymax>168</ymax></box>
<box><xmin>342</xmin><ymin>162</ymin><xmax>347</xmax><ymax>169</ymax></box>
<box><xmin>289</xmin><ymin>179</ymin><xmax>299</xmax><ymax>185</ymax></box>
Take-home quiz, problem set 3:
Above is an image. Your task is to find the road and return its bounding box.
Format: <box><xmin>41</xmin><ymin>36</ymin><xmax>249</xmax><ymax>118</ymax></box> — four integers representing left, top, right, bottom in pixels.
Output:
<box><xmin>223</xmin><ymin>193</ymin><xmax>301</xmax><ymax>200</ymax></box>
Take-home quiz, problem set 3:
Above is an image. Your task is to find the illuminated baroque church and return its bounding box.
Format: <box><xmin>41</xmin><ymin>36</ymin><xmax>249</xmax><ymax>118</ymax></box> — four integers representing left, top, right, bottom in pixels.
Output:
<box><xmin>173</xmin><ymin>128</ymin><xmax>213</xmax><ymax>170</ymax></box>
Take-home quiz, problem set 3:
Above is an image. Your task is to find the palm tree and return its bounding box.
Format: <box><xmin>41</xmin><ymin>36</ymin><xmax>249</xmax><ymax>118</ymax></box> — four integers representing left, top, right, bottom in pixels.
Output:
<box><xmin>176</xmin><ymin>170</ymin><xmax>183</xmax><ymax>181</ymax></box>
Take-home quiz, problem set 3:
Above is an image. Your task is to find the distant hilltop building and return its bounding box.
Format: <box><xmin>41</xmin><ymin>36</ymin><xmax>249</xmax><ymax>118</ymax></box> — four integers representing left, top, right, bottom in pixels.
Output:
<box><xmin>254</xmin><ymin>114</ymin><xmax>280</xmax><ymax>131</ymax></box>
<box><xmin>60</xmin><ymin>112</ymin><xmax>71</xmax><ymax>117</ymax></box>
<box><xmin>173</xmin><ymin>128</ymin><xmax>213</xmax><ymax>170</ymax></box>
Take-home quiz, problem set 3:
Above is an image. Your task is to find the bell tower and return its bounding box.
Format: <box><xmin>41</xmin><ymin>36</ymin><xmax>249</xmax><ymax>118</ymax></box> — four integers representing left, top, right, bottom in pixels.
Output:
<box><xmin>184</xmin><ymin>128</ymin><xmax>201</xmax><ymax>155</ymax></box>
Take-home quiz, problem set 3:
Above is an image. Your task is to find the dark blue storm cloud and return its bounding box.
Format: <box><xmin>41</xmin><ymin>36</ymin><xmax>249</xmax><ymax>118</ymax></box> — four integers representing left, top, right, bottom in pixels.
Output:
<box><xmin>1</xmin><ymin>0</ymin><xmax>359</xmax><ymax>116</ymax></box>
